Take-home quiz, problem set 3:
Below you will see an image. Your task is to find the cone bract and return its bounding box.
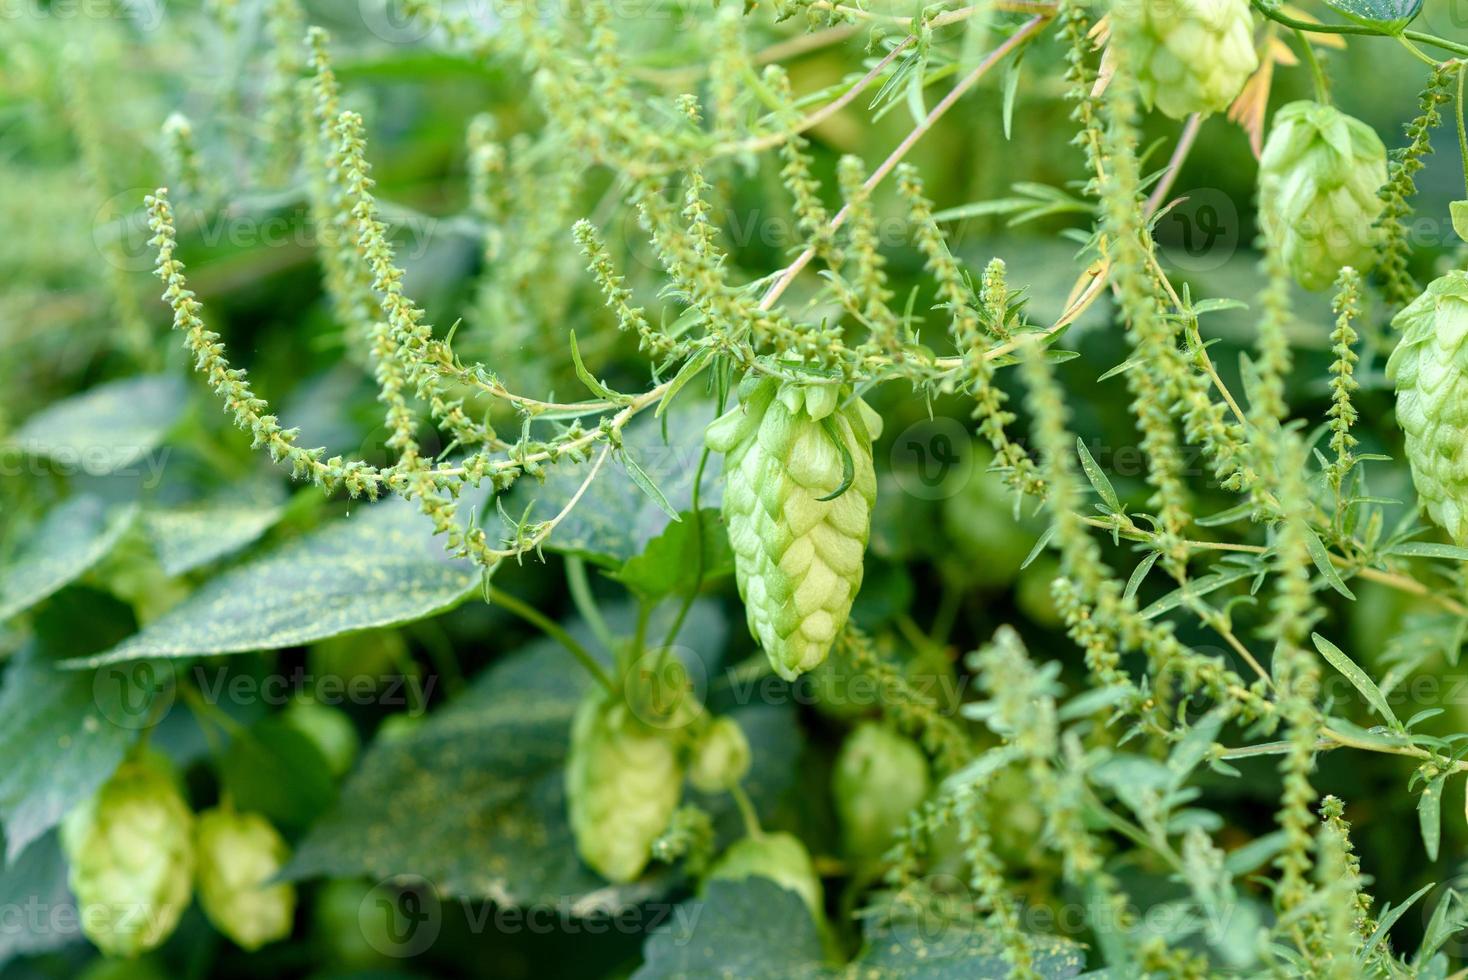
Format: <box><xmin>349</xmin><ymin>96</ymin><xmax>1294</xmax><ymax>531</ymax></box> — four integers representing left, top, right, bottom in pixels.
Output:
<box><xmin>706</xmin><ymin>375</ymin><xmax>882</xmax><ymax>680</ymax></box>
<box><xmin>1259</xmin><ymin>101</ymin><xmax>1388</xmax><ymax>290</ymax></box>
<box><xmin>565</xmin><ymin>689</ymin><xmax>683</xmax><ymax>882</ymax></box>
<box><xmin>688</xmin><ymin>716</ymin><xmax>751</xmax><ymax>793</ymax></box>
<box><xmin>195</xmin><ymin>807</ymin><xmax>296</xmax><ymax>950</ymax></box>
<box><xmin>1131</xmin><ymin>0</ymin><xmax>1258</xmax><ymax>119</ymax></box>
<box><xmin>1387</xmin><ymin>272</ymin><xmax>1468</xmax><ymax>544</ymax></box>
<box><xmin>61</xmin><ymin>754</ymin><xmax>194</xmax><ymax>957</ymax></box>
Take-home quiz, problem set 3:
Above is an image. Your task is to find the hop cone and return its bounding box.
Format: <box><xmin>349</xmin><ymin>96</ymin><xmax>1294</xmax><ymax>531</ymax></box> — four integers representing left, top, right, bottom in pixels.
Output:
<box><xmin>688</xmin><ymin>716</ymin><xmax>751</xmax><ymax>793</ymax></box>
<box><xmin>565</xmin><ymin>690</ymin><xmax>683</xmax><ymax>882</ymax></box>
<box><xmin>1132</xmin><ymin>0</ymin><xmax>1258</xmax><ymax>119</ymax></box>
<box><xmin>707</xmin><ymin>832</ymin><xmax>823</xmax><ymax>922</ymax></box>
<box><xmin>195</xmin><ymin>807</ymin><xmax>296</xmax><ymax>950</ymax></box>
<box><xmin>61</xmin><ymin>753</ymin><xmax>194</xmax><ymax>957</ymax></box>
<box><xmin>1387</xmin><ymin>272</ymin><xmax>1468</xmax><ymax>543</ymax></box>
<box><xmin>832</xmin><ymin>722</ymin><xmax>931</xmax><ymax>862</ymax></box>
<box><xmin>1260</xmin><ymin>101</ymin><xmax>1388</xmax><ymax>290</ymax></box>
<box><xmin>706</xmin><ymin>375</ymin><xmax>882</xmax><ymax>680</ymax></box>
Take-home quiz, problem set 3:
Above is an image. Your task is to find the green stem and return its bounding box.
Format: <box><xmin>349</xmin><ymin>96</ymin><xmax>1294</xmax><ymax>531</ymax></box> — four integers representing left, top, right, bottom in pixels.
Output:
<box><xmin>566</xmin><ymin>556</ymin><xmax>616</xmax><ymax>655</ymax></box>
<box><xmin>1295</xmin><ymin>30</ymin><xmax>1331</xmax><ymax>104</ymax></box>
<box><xmin>1249</xmin><ymin>0</ymin><xmax>1468</xmax><ymax>58</ymax></box>
<box><xmin>729</xmin><ymin>783</ymin><xmax>763</xmax><ymax>838</ymax></box>
<box><xmin>487</xmin><ymin>584</ymin><xmax>615</xmax><ymax>692</ymax></box>
<box><xmin>661</xmin><ymin>445</ymin><xmax>712</xmax><ymax>650</ymax></box>
<box><xmin>1457</xmin><ymin>63</ymin><xmax>1468</xmax><ymax>198</ymax></box>
<box><xmin>1397</xmin><ymin>34</ymin><xmax>1442</xmax><ymax>68</ymax></box>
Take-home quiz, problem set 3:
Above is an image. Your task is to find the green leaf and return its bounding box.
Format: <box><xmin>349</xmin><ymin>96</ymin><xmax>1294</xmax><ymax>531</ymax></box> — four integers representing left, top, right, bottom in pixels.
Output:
<box><xmin>0</xmin><ymin>590</ymin><xmax>158</xmax><ymax>861</ymax></box>
<box><xmin>569</xmin><ymin>331</ymin><xmax>627</xmax><ymax>402</ymax></box>
<box><xmin>1418</xmin><ymin>771</ymin><xmax>1447</xmax><ymax>862</ymax></box>
<box><xmin>1312</xmin><ymin>633</ymin><xmax>1400</xmax><ymax>729</ymax></box>
<box><xmin>1000</xmin><ymin>53</ymin><xmax>1023</xmax><ymax>141</ymax></box>
<box><xmin>0</xmin><ymin>831</ymin><xmax>73</xmax><ymax>967</ymax></box>
<box><xmin>140</xmin><ymin>482</ymin><xmax>287</xmax><ymax>576</ymax></box>
<box><xmin>656</xmin><ymin>346</ymin><xmax>715</xmax><ymax>419</ymax></box>
<box><xmin>634</xmin><ymin>879</ymin><xmax>825</xmax><ymax>979</ymax></box>
<box><xmin>220</xmin><ymin>714</ymin><xmax>339</xmax><ymax>831</ymax></box>
<box><xmin>621</xmin><ymin>449</ymin><xmax>682</xmax><ymax>523</ymax></box>
<box><xmin>1452</xmin><ymin>201</ymin><xmax>1468</xmax><ymax>242</ymax></box>
<box><xmin>1302</xmin><ymin>524</ymin><xmax>1354</xmax><ymax>600</ymax></box>
<box><xmin>1319</xmin><ymin>0</ymin><xmax>1422</xmax><ymax>31</ymax></box>
<box><xmin>4</xmin><ymin>374</ymin><xmax>187</xmax><ymax>476</ymax></box>
<box><xmin>513</xmin><ymin>400</ymin><xmax>721</xmax><ymax>566</ymax></box>
<box><xmin>1076</xmin><ymin>437</ymin><xmax>1120</xmax><ymax>511</ymax></box>
<box><xmin>61</xmin><ymin>493</ymin><xmax>487</xmax><ymax>667</ymax></box>
<box><xmin>611</xmin><ymin>508</ymin><xmax>734</xmax><ymax>601</ymax></box>
<box><xmin>1386</xmin><ymin>541</ymin><xmax>1468</xmax><ymax>561</ymax></box>
<box><xmin>0</xmin><ymin>496</ymin><xmax>138</xmax><ymax>623</ymax></box>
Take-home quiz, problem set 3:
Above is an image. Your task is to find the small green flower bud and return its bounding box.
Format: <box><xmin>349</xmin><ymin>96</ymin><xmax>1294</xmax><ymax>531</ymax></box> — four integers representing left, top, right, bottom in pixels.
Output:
<box><xmin>281</xmin><ymin>700</ymin><xmax>359</xmax><ymax>778</ymax></box>
<box><xmin>688</xmin><ymin>716</ymin><xmax>751</xmax><ymax>793</ymax></box>
<box><xmin>1387</xmin><ymin>271</ymin><xmax>1468</xmax><ymax>543</ymax></box>
<box><xmin>832</xmin><ymin>723</ymin><xmax>930</xmax><ymax>862</ymax></box>
<box><xmin>195</xmin><ymin>807</ymin><xmax>296</xmax><ymax>950</ymax></box>
<box><xmin>565</xmin><ymin>690</ymin><xmax>683</xmax><ymax>882</ymax></box>
<box><xmin>61</xmin><ymin>753</ymin><xmax>194</xmax><ymax>957</ymax></box>
<box><xmin>1131</xmin><ymin>0</ymin><xmax>1258</xmax><ymax>119</ymax></box>
<box><xmin>706</xmin><ymin>374</ymin><xmax>882</xmax><ymax>680</ymax></box>
<box><xmin>1259</xmin><ymin>101</ymin><xmax>1388</xmax><ymax>290</ymax></box>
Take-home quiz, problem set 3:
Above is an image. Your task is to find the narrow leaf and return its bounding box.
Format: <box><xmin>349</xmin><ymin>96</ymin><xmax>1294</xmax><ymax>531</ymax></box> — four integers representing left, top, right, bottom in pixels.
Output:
<box><xmin>1312</xmin><ymin>633</ymin><xmax>1400</xmax><ymax>729</ymax></box>
<box><xmin>621</xmin><ymin>450</ymin><xmax>682</xmax><ymax>522</ymax></box>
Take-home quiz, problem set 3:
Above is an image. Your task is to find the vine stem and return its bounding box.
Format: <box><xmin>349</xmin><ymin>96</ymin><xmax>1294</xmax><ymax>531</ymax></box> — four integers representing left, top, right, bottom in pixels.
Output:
<box><xmin>757</xmin><ymin>14</ymin><xmax>1051</xmax><ymax>311</ymax></box>
<box><xmin>486</xmin><ymin>584</ymin><xmax>616</xmax><ymax>692</ymax></box>
<box><xmin>1295</xmin><ymin>29</ymin><xmax>1332</xmax><ymax>104</ymax></box>
<box><xmin>1457</xmin><ymin>62</ymin><xmax>1468</xmax><ymax>198</ymax></box>
<box><xmin>1248</xmin><ymin>0</ymin><xmax>1468</xmax><ymax>58</ymax></box>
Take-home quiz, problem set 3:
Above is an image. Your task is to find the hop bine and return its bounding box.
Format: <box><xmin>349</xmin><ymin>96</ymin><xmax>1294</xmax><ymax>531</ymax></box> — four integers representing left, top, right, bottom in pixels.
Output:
<box><xmin>61</xmin><ymin>753</ymin><xmax>195</xmax><ymax>957</ymax></box>
<box><xmin>1387</xmin><ymin>271</ymin><xmax>1468</xmax><ymax>543</ymax></box>
<box><xmin>1260</xmin><ymin>101</ymin><xmax>1389</xmax><ymax>290</ymax></box>
<box><xmin>706</xmin><ymin>374</ymin><xmax>882</xmax><ymax>680</ymax></box>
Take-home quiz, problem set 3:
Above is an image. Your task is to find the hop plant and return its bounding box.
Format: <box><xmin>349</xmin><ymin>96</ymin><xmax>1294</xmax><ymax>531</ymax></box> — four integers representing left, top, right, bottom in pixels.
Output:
<box><xmin>194</xmin><ymin>806</ymin><xmax>297</xmax><ymax>951</ymax></box>
<box><xmin>61</xmin><ymin>753</ymin><xmax>194</xmax><ymax>957</ymax></box>
<box><xmin>1259</xmin><ymin>101</ymin><xmax>1389</xmax><ymax>290</ymax></box>
<box><xmin>1130</xmin><ymin>0</ymin><xmax>1259</xmax><ymax>119</ymax></box>
<box><xmin>706</xmin><ymin>832</ymin><xmax>824</xmax><ymax>923</ymax></box>
<box><xmin>832</xmin><ymin>722</ymin><xmax>931</xmax><ymax>863</ymax></box>
<box><xmin>281</xmin><ymin>700</ymin><xmax>360</xmax><ymax>779</ymax></box>
<box><xmin>564</xmin><ymin>689</ymin><xmax>683</xmax><ymax>882</ymax></box>
<box><xmin>1387</xmin><ymin>271</ymin><xmax>1468</xmax><ymax>543</ymax></box>
<box><xmin>688</xmin><ymin>716</ymin><xmax>751</xmax><ymax>793</ymax></box>
<box><xmin>706</xmin><ymin>374</ymin><xmax>883</xmax><ymax>680</ymax></box>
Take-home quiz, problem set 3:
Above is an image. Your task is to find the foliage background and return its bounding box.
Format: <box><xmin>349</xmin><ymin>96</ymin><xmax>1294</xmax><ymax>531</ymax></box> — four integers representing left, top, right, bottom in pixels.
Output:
<box><xmin>2</xmin><ymin>0</ymin><xmax>1468</xmax><ymax>977</ymax></box>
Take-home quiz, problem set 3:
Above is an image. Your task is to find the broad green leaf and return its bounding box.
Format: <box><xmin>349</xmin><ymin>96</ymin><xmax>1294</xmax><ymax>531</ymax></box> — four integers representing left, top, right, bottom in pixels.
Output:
<box><xmin>283</xmin><ymin>604</ymin><xmax>788</xmax><ymax>906</ymax></box>
<box><xmin>611</xmin><ymin>508</ymin><xmax>734</xmax><ymax>601</ymax></box>
<box><xmin>62</xmin><ymin>493</ymin><xmax>487</xmax><ymax>667</ymax></box>
<box><xmin>0</xmin><ymin>832</ymin><xmax>73</xmax><ymax>967</ymax></box>
<box><xmin>512</xmin><ymin>400</ymin><xmax>721</xmax><ymax>566</ymax></box>
<box><xmin>140</xmin><ymin>482</ymin><xmax>286</xmax><ymax>576</ymax></box>
<box><xmin>1320</xmin><ymin>0</ymin><xmax>1422</xmax><ymax>31</ymax></box>
<box><xmin>0</xmin><ymin>591</ymin><xmax>159</xmax><ymax>862</ymax></box>
<box><xmin>0</xmin><ymin>496</ymin><xmax>138</xmax><ymax>623</ymax></box>
<box><xmin>220</xmin><ymin>715</ymin><xmax>338</xmax><ymax>831</ymax></box>
<box><xmin>634</xmin><ymin>879</ymin><xmax>824</xmax><ymax>979</ymax></box>
<box><xmin>5</xmin><ymin>374</ymin><xmax>187</xmax><ymax>476</ymax></box>
<box><xmin>1312</xmin><ymin>633</ymin><xmax>1400</xmax><ymax>729</ymax></box>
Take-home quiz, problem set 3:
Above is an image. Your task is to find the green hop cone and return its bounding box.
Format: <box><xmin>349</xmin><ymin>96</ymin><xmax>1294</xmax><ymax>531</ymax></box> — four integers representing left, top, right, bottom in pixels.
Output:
<box><xmin>1387</xmin><ymin>271</ymin><xmax>1468</xmax><ymax>543</ymax></box>
<box><xmin>195</xmin><ymin>807</ymin><xmax>296</xmax><ymax>950</ymax></box>
<box><xmin>281</xmin><ymin>700</ymin><xmax>360</xmax><ymax>779</ymax></box>
<box><xmin>832</xmin><ymin>722</ymin><xmax>930</xmax><ymax>862</ymax></box>
<box><xmin>1452</xmin><ymin>201</ymin><xmax>1468</xmax><ymax>242</ymax></box>
<box><xmin>706</xmin><ymin>374</ymin><xmax>882</xmax><ymax>680</ymax></box>
<box><xmin>1131</xmin><ymin>0</ymin><xmax>1258</xmax><ymax>119</ymax></box>
<box><xmin>706</xmin><ymin>832</ymin><xmax>824</xmax><ymax>923</ymax></box>
<box><xmin>61</xmin><ymin>753</ymin><xmax>194</xmax><ymax>957</ymax></box>
<box><xmin>688</xmin><ymin>716</ymin><xmax>751</xmax><ymax>793</ymax></box>
<box><xmin>565</xmin><ymin>689</ymin><xmax>683</xmax><ymax>882</ymax></box>
<box><xmin>1259</xmin><ymin>101</ymin><xmax>1388</xmax><ymax>290</ymax></box>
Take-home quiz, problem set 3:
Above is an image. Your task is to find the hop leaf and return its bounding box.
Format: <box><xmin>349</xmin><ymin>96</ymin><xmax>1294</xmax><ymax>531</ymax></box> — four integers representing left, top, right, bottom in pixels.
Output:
<box><xmin>706</xmin><ymin>374</ymin><xmax>882</xmax><ymax>680</ymax></box>
<box><xmin>688</xmin><ymin>716</ymin><xmax>751</xmax><ymax>793</ymax></box>
<box><xmin>1387</xmin><ymin>271</ymin><xmax>1468</xmax><ymax>543</ymax></box>
<box><xmin>195</xmin><ymin>807</ymin><xmax>297</xmax><ymax>950</ymax></box>
<box><xmin>1130</xmin><ymin>0</ymin><xmax>1259</xmax><ymax>120</ymax></box>
<box><xmin>61</xmin><ymin>752</ymin><xmax>195</xmax><ymax>957</ymax></box>
<box><xmin>706</xmin><ymin>832</ymin><xmax>824</xmax><ymax>923</ymax></box>
<box><xmin>565</xmin><ymin>689</ymin><xmax>684</xmax><ymax>882</ymax></box>
<box><xmin>832</xmin><ymin>722</ymin><xmax>931</xmax><ymax>863</ymax></box>
<box><xmin>1260</xmin><ymin>101</ymin><xmax>1389</xmax><ymax>291</ymax></box>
